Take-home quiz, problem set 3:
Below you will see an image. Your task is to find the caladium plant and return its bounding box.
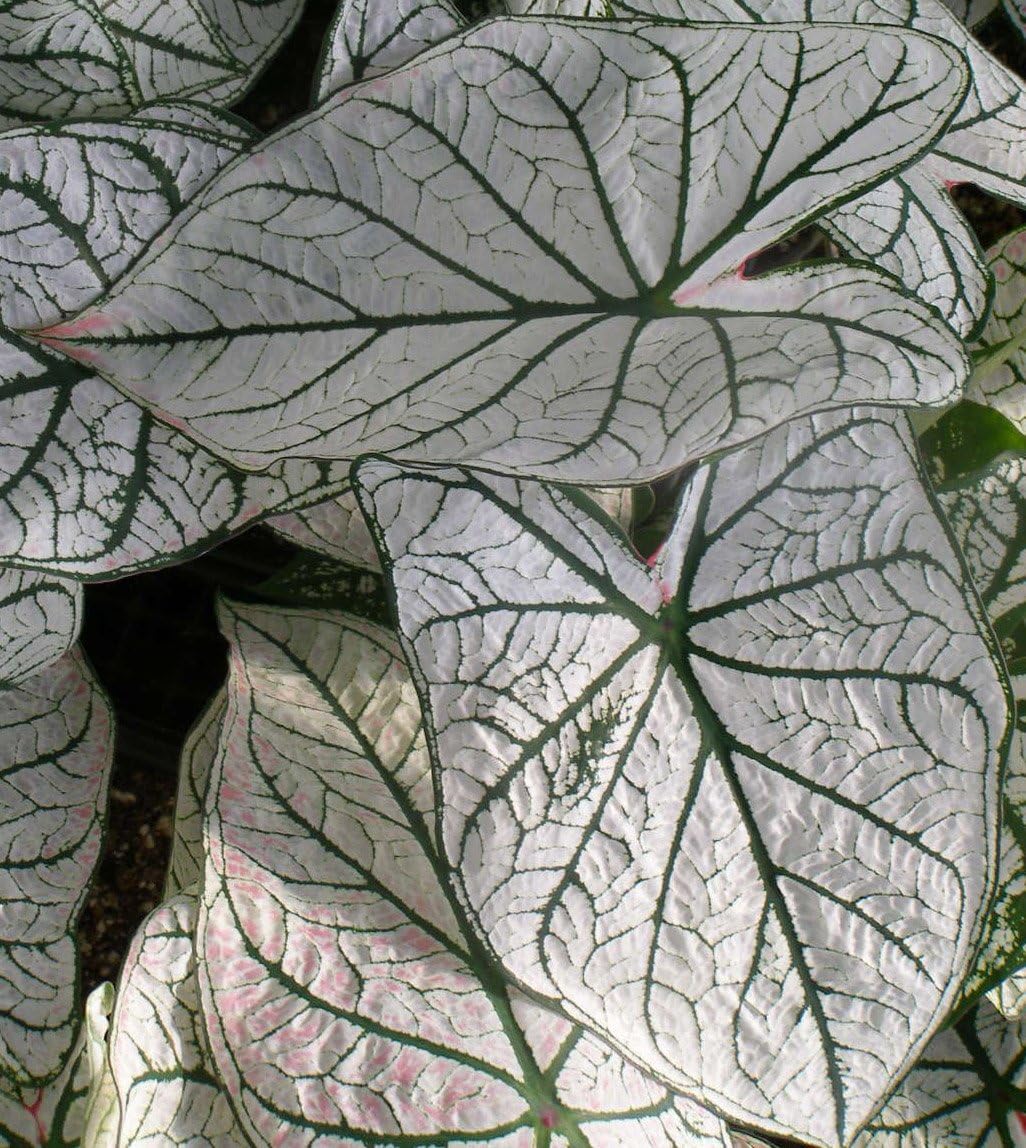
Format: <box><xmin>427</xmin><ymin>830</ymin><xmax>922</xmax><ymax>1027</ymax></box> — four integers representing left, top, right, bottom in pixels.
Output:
<box><xmin>7</xmin><ymin>0</ymin><xmax>1026</xmax><ymax>1145</ymax></box>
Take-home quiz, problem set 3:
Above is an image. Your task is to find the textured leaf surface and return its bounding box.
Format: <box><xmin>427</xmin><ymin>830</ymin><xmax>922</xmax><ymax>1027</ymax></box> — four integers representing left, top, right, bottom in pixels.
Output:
<box><xmin>316</xmin><ymin>0</ymin><xmax>462</xmax><ymax>99</ymax></box>
<box><xmin>0</xmin><ymin>103</ymin><xmax>255</xmax><ymax>331</ymax></box>
<box><xmin>939</xmin><ymin>459</ymin><xmax>1026</xmax><ymax>1003</ymax></box>
<box><xmin>822</xmin><ymin>164</ymin><xmax>990</xmax><ymax>341</ymax></box>
<box><xmin>968</xmin><ymin>228</ymin><xmax>1026</xmax><ymax>432</ymax></box>
<box><xmin>939</xmin><ymin>0</ymin><xmax>999</xmax><ymax>26</ymax></box>
<box><xmin>354</xmin><ymin>409</ymin><xmax>1010</xmax><ymax>1147</ymax></box>
<box><xmin>0</xmin><ymin>982</ymin><xmax>116</xmax><ymax>1148</ymax></box>
<box><xmin>0</xmin><ymin>568</ymin><xmax>80</xmax><ymax>687</ymax></box>
<box><xmin>856</xmin><ymin>1000</ymin><xmax>1026</xmax><ymax>1146</ymax></box>
<box><xmin>0</xmin><ymin>331</ymin><xmax>349</xmax><ymax>576</ymax></box>
<box><xmin>610</xmin><ymin>0</ymin><xmax>1026</xmax><ymax>209</ymax></box>
<box><xmin>34</xmin><ymin>19</ymin><xmax>969</xmax><ymax>480</ymax></box>
<box><xmin>200</xmin><ymin>599</ymin><xmax>734</xmax><ymax>1146</ymax></box>
<box><xmin>108</xmin><ymin>893</ymin><xmax>248</xmax><ymax>1146</ymax></box>
<box><xmin>0</xmin><ymin>650</ymin><xmax>113</xmax><ymax>1090</ymax></box>
<box><xmin>0</xmin><ymin>0</ymin><xmax>303</xmax><ymax>122</ymax></box>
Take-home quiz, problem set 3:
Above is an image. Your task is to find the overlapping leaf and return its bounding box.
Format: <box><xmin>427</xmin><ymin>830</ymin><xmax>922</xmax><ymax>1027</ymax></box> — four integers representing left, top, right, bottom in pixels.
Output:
<box><xmin>0</xmin><ymin>650</ymin><xmax>113</xmax><ymax>1092</ymax></box>
<box><xmin>103</xmin><ymin>893</ymin><xmax>248</xmax><ymax>1145</ymax></box>
<box><xmin>937</xmin><ymin>457</ymin><xmax>1026</xmax><ymax>1006</ymax></box>
<box><xmin>855</xmin><ymin>1000</ymin><xmax>1026</xmax><ymax>1146</ymax></box>
<box><xmin>200</xmin><ymin>598</ymin><xmax>736</xmax><ymax>1146</ymax></box>
<box><xmin>0</xmin><ymin>0</ymin><xmax>303</xmax><ymax>124</ymax></box>
<box><xmin>316</xmin><ymin>0</ymin><xmax>463</xmax><ymax>100</ymax></box>
<box><xmin>0</xmin><ymin>103</ymin><xmax>255</xmax><ymax>331</ymax></box>
<box><xmin>32</xmin><ymin>19</ymin><xmax>969</xmax><ymax>480</ymax></box>
<box><xmin>353</xmin><ymin>408</ymin><xmax>1011</xmax><ymax>1147</ymax></box>
<box><xmin>0</xmin><ymin>982</ymin><xmax>116</xmax><ymax>1148</ymax></box>
<box><xmin>968</xmin><ymin>228</ymin><xmax>1026</xmax><ymax>433</ymax></box>
<box><xmin>0</xmin><ymin>568</ymin><xmax>80</xmax><ymax>687</ymax></box>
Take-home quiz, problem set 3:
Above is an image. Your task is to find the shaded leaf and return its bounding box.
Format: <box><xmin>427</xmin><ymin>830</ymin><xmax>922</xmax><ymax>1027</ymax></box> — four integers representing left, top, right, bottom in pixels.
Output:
<box><xmin>0</xmin><ymin>568</ymin><xmax>80</xmax><ymax>688</ymax></box>
<box><xmin>353</xmin><ymin>408</ymin><xmax>1010</xmax><ymax>1147</ymax></box>
<box><xmin>969</xmin><ymin>227</ymin><xmax>1026</xmax><ymax>432</ymax></box>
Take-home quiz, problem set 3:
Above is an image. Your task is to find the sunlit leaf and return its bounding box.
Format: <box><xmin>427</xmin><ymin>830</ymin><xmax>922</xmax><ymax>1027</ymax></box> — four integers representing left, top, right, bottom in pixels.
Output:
<box><xmin>353</xmin><ymin>408</ymin><xmax>1011</xmax><ymax>1147</ymax></box>
<box><xmin>31</xmin><ymin>20</ymin><xmax>969</xmax><ymax>480</ymax></box>
<box><xmin>0</xmin><ymin>651</ymin><xmax>114</xmax><ymax>1091</ymax></box>
<box><xmin>199</xmin><ymin>598</ymin><xmax>735</xmax><ymax>1146</ymax></box>
<box><xmin>855</xmin><ymin>999</ymin><xmax>1026</xmax><ymax>1146</ymax></box>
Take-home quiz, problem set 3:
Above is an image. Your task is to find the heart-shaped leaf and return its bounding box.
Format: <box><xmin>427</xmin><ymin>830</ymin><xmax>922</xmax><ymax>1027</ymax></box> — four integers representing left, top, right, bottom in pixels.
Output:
<box><xmin>31</xmin><ymin>20</ymin><xmax>969</xmax><ymax>480</ymax></box>
<box><xmin>316</xmin><ymin>0</ymin><xmax>463</xmax><ymax>99</ymax></box>
<box><xmin>353</xmin><ymin>408</ymin><xmax>1011</xmax><ymax>1147</ymax></box>
<box><xmin>0</xmin><ymin>650</ymin><xmax>114</xmax><ymax>1091</ymax></box>
<box><xmin>855</xmin><ymin>1000</ymin><xmax>1026</xmax><ymax>1146</ymax></box>
<box><xmin>0</xmin><ymin>568</ymin><xmax>80</xmax><ymax>687</ymax></box>
<box><xmin>200</xmin><ymin>598</ymin><xmax>735</xmax><ymax>1146</ymax></box>
<box><xmin>0</xmin><ymin>0</ymin><xmax>303</xmax><ymax>123</ymax></box>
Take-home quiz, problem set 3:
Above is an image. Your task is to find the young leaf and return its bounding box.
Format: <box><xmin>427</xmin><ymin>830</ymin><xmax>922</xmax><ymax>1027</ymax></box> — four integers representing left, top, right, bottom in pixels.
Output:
<box><xmin>821</xmin><ymin>164</ymin><xmax>991</xmax><ymax>341</ymax></box>
<box><xmin>0</xmin><ymin>982</ymin><xmax>116</xmax><ymax>1148</ymax></box>
<box><xmin>0</xmin><ymin>331</ymin><xmax>350</xmax><ymax>576</ymax></box>
<box><xmin>200</xmin><ymin>598</ymin><xmax>735</xmax><ymax>1146</ymax></box>
<box><xmin>316</xmin><ymin>0</ymin><xmax>463</xmax><ymax>99</ymax></box>
<box><xmin>352</xmin><ymin>408</ymin><xmax>1011</xmax><ymax>1148</ymax></box>
<box><xmin>0</xmin><ymin>568</ymin><xmax>80</xmax><ymax>687</ymax></box>
<box><xmin>32</xmin><ymin>20</ymin><xmax>969</xmax><ymax>480</ymax></box>
<box><xmin>855</xmin><ymin>999</ymin><xmax>1026</xmax><ymax>1146</ymax></box>
<box><xmin>106</xmin><ymin>893</ymin><xmax>249</xmax><ymax>1145</ymax></box>
<box><xmin>968</xmin><ymin>227</ymin><xmax>1026</xmax><ymax>432</ymax></box>
<box><xmin>0</xmin><ymin>650</ymin><xmax>114</xmax><ymax>1091</ymax></box>
<box><xmin>0</xmin><ymin>0</ymin><xmax>304</xmax><ymax>123</ymax></box>
<box><xmin>0</xmin><ymin>103</ymin><xmax>255</xmax><ymax>330</ymax></box>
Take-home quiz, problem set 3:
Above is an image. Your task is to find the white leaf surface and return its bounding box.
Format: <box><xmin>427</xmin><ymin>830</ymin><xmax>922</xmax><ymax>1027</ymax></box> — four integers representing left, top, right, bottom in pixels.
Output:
<box><xmin>856</xmin><ymin>1000</ymin><xmax>1026</xmax><ymax>1147</ymax></box>
<box><xmin>0</xmin><ymin>650</ymin><xmax>114</xmax><ymax>1091</ymax></box>
<box><xmin>0</xmin><ymin>103</ymin><xmax>255</xmax><ymax>330</ymax></box>
<box><xmin>0</xmin><ymin>568</ymin><xmax>80</xmax><ymax>687</ymax></box>
<box><xmin>939</xmin><ymin>0</ymin><xmax>999</xmax><ymax>26</ymax></box>
<box><xmin>316</xmin><ymin>0</ymin><xmax>463</xmax><ymax>99</ymax></box>
<box><xmin>200</xmin><ymin>599</ymin><xmax>734</xmax><ymax>1146</ymax></box>
<box><xmin>0</xmin><ymin>0</ymin><xmax>304</xmax><ymax>121</ymax></box>
<box><xmin>353</xmin><ymin>408</ymin><xmax>1010</xmax><ymax>1147</ymax></box>
<box><xmin>969</xmin><ymin>228</ymin><xmax>1026</xmax><ymax>432</ymax></box>
<box><xmin>108</xmin><ymin>894</ymin><xmax>248</xmax><ymax>1146</ymax></box>
<box><xmin>822</xmin><ymin>163</ymin><xmax>990</xmax><ymax>341</ymax></box>
<box><xmin>0</xmin><ymin>332</ymin><xmax>349</xmax><ymax>577</ymax></box>
<box><xmin>32</xmin><ymin>19</ymin><xmax>969</xmax><ymax>480</ymax></box>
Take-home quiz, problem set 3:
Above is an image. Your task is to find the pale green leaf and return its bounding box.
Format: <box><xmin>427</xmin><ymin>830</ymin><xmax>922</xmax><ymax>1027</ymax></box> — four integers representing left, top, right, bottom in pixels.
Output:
<box><xmin>353</xmin><ymin>408</ymin><xmax>1011</xmax><ymax>1147</ymax></box>
<box><xmin>32</xmin><ymin>20</ymin><xmax>969</xmax><ymax>480</ymax></box>
<box><xmin>200</xmin><ymin>598</ymin><xmax>734</xmax><ymax>1146</ymax></box>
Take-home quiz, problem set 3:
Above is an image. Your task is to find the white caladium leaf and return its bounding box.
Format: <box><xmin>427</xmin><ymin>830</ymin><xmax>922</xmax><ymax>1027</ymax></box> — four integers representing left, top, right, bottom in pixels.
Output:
<box><xmin>316</xmin><ymin>0</ymin><xmax>463</xmax><ymax>100</ymax></box>
<box><xmin>969</xmin><ymin>229</ymin><xmax>1026</xmax><ymax>432</ymax></box>
<box><xmin>856</xmin><ymin>999</ymin><xmax>1026</xmax><ymax>1146</ymax></box>
<box><xmin>108</xmin><ymin>893</ymin><xmax>248</xmax><ymax>1146</ymax></box>
<box><xmin>610</xmin><ymin>0</ymin><xmax>1026</xmax><ymax>210</ymax></box>
<box><xmin>0</xmin><ymin>649</ymin><xmax>114</xmax><ymax>1091</ymax></box>
<box><xmin>201</xmin><ymin>598</ymin><xmax>734</xmax><ymax>1146</ymax></box>
<box><xmin>32</xmin><ymin>19</ymin><xmax>969</xmax><ymax>480</ymax></box>
<box><xmin>165</xmin><ymin>690</ymin><xmax>225</xmax><ymax>899</ymax></box>
<box><xmin>0</xmin><ymin>568</ymin><xmax>80</xmax><ymax>687</ymax></box>
<box><xmin>822</xmin><ymin>164</ymin><xmax>991</xmax><ymax>341</ymax></box>
<box><xmin>266</xmin><ymin>484</ymin><xmax>632</xmax><ymax>572</ymax></box>
<box><xmin>0</xmin><ymin>0</ymin><xmax>303</xmax><ymax>123</ymax></box>
<box><xmin>353</xmin><ymin>407</ymin><xmax>1011</xmax><ymax>1148</ymax></box>
<box><xmin>993</xmin><ymin>966</ymin><xmax>1026</xmax><ymax>1019</ymax></box>
<box><xmin>0</xmin><ymin>103</ymin><xmax>255</xmax><ymax>331</ymax></box>
<box><xmin>0</xmin><ymin>332</ymin><xmax>349</xmax><ymax>577</ymax></box>
<box><xmin>939</xmin><ymin>0</ymin><xmax>999</xmax><ymax>26</ymax></box>
<box><xmin>937</xmin><ymin>460</ymin><xmax>1026</xmax><ymax>1004</ymax></box>
<box><xmin>0</xmin><ymin>981</ymin><xmax>116</xmax><ymax>1148</ymax></box>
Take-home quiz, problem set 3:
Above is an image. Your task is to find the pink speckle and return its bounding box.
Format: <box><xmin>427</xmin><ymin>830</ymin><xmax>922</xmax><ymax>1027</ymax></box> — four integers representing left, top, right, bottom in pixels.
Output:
<box><xmin>39</xmin><ymin>311</ymin><xmax>115</xmax><ymax>338</ymax></box>
<box><xmin>656</xmin><ymin>578</ymin><xmax>673</xmax><ymax>605</ymax></box>
<box><xmin>670</xmin><ymin>280</ymin><xmax>708</xmax><ymax>307</ymax></box>
<box><xmin>645</xmin><ymin>543</ymin><xmax>663</xmax><ymax>568</ymax></box>
<box><xmin>944</xmin><ymin>179</ymin><xmax>962</xmax><ymax>191</ymax></box>
<box><xmin>1016</xmin><ymin>1111</ymin><xmax>1026</xmax><ymax>1134</ymax></box>
<box><xmin>539</xmin><ymin>1107</ymin><xmax>558</xmax><ymax>1129</ymax></box>
<box><xmin>24</xmin><ymin>1089</ymin><xmax>46</xmax><ymax>1143</ymax></box>
<box><xmin>31</xmin><ymin>335</ymin><xmax>103</xmax><ymax>366</ymax></box>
